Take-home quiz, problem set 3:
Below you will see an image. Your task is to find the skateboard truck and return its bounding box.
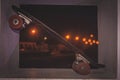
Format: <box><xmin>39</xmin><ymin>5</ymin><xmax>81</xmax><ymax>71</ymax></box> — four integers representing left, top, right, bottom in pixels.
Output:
<box><xmin>8</xmin><ymin>5</ymin><xmax>105</xmax><ymax>75</ymax></box>
<box><xmin>72</xmin><ymin>53</ymin><xmax>91</xmax><ymax>75</ymax></box>
<box><xmin>8</xmin><ymin>12</ymin><xmax>32</xmax><ymax>30</ymax></box>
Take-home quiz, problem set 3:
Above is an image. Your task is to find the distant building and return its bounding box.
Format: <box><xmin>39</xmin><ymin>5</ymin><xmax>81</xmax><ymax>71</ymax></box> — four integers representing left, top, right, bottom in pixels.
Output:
<box><xmin>19</xmin><ymin>41</ymin><xmax>50</xmax><ymax>53</ymax></box>
<box><xmin>19</xmin><ymin>42</ymin><xmax>38</xmax><ymax>52</ymax></box>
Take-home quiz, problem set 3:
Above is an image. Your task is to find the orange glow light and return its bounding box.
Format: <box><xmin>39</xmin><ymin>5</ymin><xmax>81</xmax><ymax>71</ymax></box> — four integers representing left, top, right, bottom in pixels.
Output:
<box><xmin>65</xmin><ymin>34</ymin><xmax>70</xmax><ymax>40</ymax></box>
<box><xmin>88</xmin><ymin>39</ymin><xmax>92</xmax><ymax>42</ymax></box>
<box><xmin>93</xmin><ymin>40</ymin><xmax>96</xmax><ymax>43</ymax></box>
<box><xmin>30</xmin><ymin>28</ymin><xmax>38</xmax><ymax>36</ymax></box>
<box><xmin>75</xmin><ymin>36</ymin><xmax>80</xmax><ymax>41</ymax></box>
<box><xmin>82</xmin><ymin>38</ymin><xmax>86</xmax><ymax>42</ymax></box>
<box><xmin>90</xmin><ymin>34</ymin><xmax>94</xmax><ymax>37</ymax></box>
<box><xmin>31</xmin><ymin>29</ymin><xmax>36</xmax><ymax>34</ymax></box>
<box><xmin>96</xmin><ymin>41</ymin><xmax>100</xmax><ymax>45</ymax></box>
<box><xmin>90</xmin><ymin>42</ymin><xmax>93</xmax><ymax>45</ymax></box>
<box><xmin>85</xmin><ymin>41</ymin><xmax>88</xmax><ymax>45</ymax></box>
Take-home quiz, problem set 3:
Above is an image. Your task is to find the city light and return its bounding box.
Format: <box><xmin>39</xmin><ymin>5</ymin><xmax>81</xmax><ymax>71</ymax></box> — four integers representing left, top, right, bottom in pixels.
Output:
<box><xmin>44</xmin><ymin>36</ymin><xmax>48</xmax><ymax>40</ymax></box>
<box><xmin>89</xmin><ymin>42</ymin><xmax>93</xmax><ymax>45</ymax></box>
<box><xmin>90</xmin><ymin>34</ymin><xmax>94</xmax><ymax>37</ymax></box>
<box><xmin>96</xmin><ymin>41</ymin><xmax>100</xmax><ymax>44</ymax></box>
<box><xmin>30</xmin><ymin>27</ymin><xmax>38</xmax><ymax>36</ymax></box>
<box><xmin>88</xmin><ymin>39</ymin><xmax>92</xmax><ymax>43</ymax></box>
<box><xmin>81</xmin><ymin>34</ymin><xmax>99</xmax><ymax>45</ymax></box>
<box><xmin>82</xmin><ymin>38</ymin><xmax>86</xmax><ymax>42</ymax></box>
<box><xmin>31</xmin><ymin>29</ymin><xmax>36</xmax><ymax>34</ymax></box>
<box><xmin>93</xmin><ymin>40</ymin><xmax>96</xmax><ymax>43</ymax></box>
<box><xmin>65</xmin><ymin>34</ymin><xmax>70</xmax><ymax>40</ymax></box>
<box><xmin>75</xmin><ymin>36</ymin><xmax>80</xmax><ymax>41</ymax></box>
<box><xmin>64</xmin><ymin>33</ymin><xmax>99</xmax><ymax>46</ymax></box>
<box><xmin>85</xmin><ymin>41</ymin><xmax>88</xmax><ymax>45</ymax></box>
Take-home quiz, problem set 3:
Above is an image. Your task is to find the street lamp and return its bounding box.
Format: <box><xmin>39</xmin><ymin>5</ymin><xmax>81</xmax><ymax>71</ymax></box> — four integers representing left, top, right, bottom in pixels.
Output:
<box><xmin>85</xmin><ymin>41</ymin><xmax>88</xmax><ymax>45</ymax></box>
<box><xmin>96</xmin><ymin>41</ymin><xmax>100</xmax><ymax>45</ymax></box>
<box><xmin>88</xmin><ymin>39</ymin><xmax>92</xmax><ymax>43</ymax></box>
<box><xmin>30</xmin><ymin>27</ymin><xmax>38</xmax><ymax>36</ymax></box>
<box><xmin>82</xmin><ymin>38</ymin><xmax>86</xmax><ymax>42</ymax></box>
<box><xmin>31</xmin><ymin>29</ymin><xmax>36</xmax><ymax>34</ymax></box>
<box><xmin>65</xmin><ymin>34</ymin><xmax>71</xmax><ymax>40</ymax></box>
<box><xmin>75</xmin><ymin>36</ymin><xmax>80</xmax><ymax>41</ymax></box>
<box><xmin>44</xmin><ymin>36</ymin><xmax>48</xmax><ymax>40</ymax></box>
<box><xmin>90</xmin><ymin>34</ymin><xmax>94</xmax><ymax>37</ymax></box>
<box><xmin>93</xmin><ymin>40</ymin><xmax>96</xmax><ymax>43</ymax></box>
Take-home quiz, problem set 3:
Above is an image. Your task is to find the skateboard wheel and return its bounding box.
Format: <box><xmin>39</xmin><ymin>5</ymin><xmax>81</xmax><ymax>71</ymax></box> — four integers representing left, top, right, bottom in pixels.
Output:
<box><xmin>72</xmin><ymin>61</ymin><xmax>90</xmax><ymax>75</ymax></box>
<box><xmin>8</xmin><ymin>15</ymin><xmax>23</xmax><ymax>30</ymax></box>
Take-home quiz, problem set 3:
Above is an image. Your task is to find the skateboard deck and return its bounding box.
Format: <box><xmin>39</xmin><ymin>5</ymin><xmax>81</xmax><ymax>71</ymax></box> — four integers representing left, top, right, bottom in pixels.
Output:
<box><xmin>8</xmin><ymin>5</ymin><xmax>105</xmax><ymax>75</ymax></box>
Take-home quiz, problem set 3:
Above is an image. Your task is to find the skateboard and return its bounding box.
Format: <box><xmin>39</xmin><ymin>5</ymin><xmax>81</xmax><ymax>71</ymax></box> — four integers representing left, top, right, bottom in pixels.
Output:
<box><xmin>8</xmin><ymin>5</ymin><xmax>105</xmax><ymax>75</ymax></box>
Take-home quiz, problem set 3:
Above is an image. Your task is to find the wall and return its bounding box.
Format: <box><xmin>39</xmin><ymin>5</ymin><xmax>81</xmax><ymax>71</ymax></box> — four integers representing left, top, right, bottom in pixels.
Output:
<box><xmin>0</xmin><ymin>0</ymin><xmax>119</xmax><ymax>79</ymax></box>
<box><xmin>98</xmin><ymin>0</ymin><xmax>117</xmax><ymax>74</ymax></box>
<box><xmin>117</xmin><ymin>0</ymin><xmax>120</xmax><ymax>79</ymax></box>
<box><xmin>19</xmin><ymin>0</ymin><xmax>99</xmax><ymax>5</ymax></box>
<box><xmin>0</xmin><ymin>0</ymin><xmax>19</xmax><ymax>72</ymax></box>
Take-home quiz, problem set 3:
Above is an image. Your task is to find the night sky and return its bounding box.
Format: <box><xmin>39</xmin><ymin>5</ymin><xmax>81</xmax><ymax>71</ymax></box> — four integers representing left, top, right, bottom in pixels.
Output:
<box><xmin>19</xmin><ymin>5</ymin><xmax>98</xmax><ymax>63</ymax></box>
<box><xmin>20</xmin><ymin>5</ymin><xmax>98</xmax><ymax>38</ymax></box>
